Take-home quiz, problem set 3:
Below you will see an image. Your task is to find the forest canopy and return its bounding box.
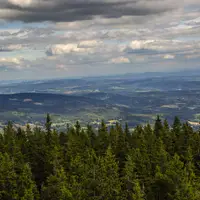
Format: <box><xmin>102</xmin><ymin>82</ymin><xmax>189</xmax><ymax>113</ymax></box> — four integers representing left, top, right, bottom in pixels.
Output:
<box><xmin>0</xmin><ymin>114</ymin><xmax>200</xmax><ymax>200</ymax></box>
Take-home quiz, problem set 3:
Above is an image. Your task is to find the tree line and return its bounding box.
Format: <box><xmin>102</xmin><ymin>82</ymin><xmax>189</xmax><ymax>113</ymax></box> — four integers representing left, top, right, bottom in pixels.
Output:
<box><xmin>0</xmin><ymin>114</ymin><xmax>200</xmax><ymax>199</ymax></box>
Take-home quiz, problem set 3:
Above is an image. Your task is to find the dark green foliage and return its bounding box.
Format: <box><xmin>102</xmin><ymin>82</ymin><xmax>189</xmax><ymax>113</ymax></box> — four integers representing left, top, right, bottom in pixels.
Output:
<box><xmin>41</xmin><ymin>167</ymin><xmax>72</xmax><ymax>200</ymax></box>
<box><xmin>17</xmin><ymin>163</ymin><xmax>39</xmax><ymax>200</ymax></box>
<box><xmin>173</xmin><ymin>116</ymin><xmax>182</xmax><ymax>135</ymax></box>
<box><xmin>154</xmin><ymin>115</ymin><xmax>163</xmax><ymax>137</ymax></box>
<box><xmin>45</xmin><ymin>113</ymin><xmax>52</xmax><ymax>135</ymax></box>
<box><xmin>95</xmin><ymin>146</ymin><xmax>121</xmax><ymax>200</ymax></box>
<box><xmin>0</xmin><ymin>114</ymin><xmax>200</xmax><ymax>200</ymax></box>
<box><xmin>0</xmin><ymin>152</ymin><xmax>18</xmax><ymax>199</ymax></box>
<box><xmin>122</xmin><ymin>155</ymin><xmax>145</xmax><ymax>200</ymax></box>
<box><xmin>0</xmin><ymin>153</ymin><xmax>38</xmax><ymax>200</ymax></box>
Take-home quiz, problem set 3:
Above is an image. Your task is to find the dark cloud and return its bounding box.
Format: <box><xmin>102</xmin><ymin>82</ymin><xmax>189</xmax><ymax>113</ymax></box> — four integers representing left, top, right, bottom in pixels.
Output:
<box><xmin>0</xmin><ymin>0</ymin><xmax>179</xmax><ymax>22</ymax></box>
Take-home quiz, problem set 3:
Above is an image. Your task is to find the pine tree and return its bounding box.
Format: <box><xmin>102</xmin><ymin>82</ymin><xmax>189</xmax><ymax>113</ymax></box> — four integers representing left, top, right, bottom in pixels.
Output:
<box><xmin>132</xmin><ymin>181</ymin><xmax>145</xmax><ymax>200</ymax></box>
<box><xmin>86</xmin><ymin>124</ymin><xmax>96</xmax><ymax>148</ymax></box>
<box><xmin>132</xmin><ymin>125</ymin><xmax>145</xmax><ymax>149</ymax></box>
<box><xmin>59</xmin><ymin>131</ymin><xmax>68</xmax><ymax>147</ymax></box>
<box><xmin>153</xmin><ymin>153</ymin><xmax>199</xmax><ymax>200</ymax></box>
<box><xmin>122</xmin><ymin>155</ymin><xmax>145</xmax><ymax>200</ymax></box>
<box><xmin>162</xmin><ymin>119</ymin><xmax>175</xmax><ymax>156</ymax></box>
<box><xmin>84</xmin><ymin>149</ymin><xmax>98</xmax><ymax>199</ymax></box>
<box><xmin>75</xmin><ymin>121</ymin><xmax>81</xmax><ymax>135</ymax></box>
<box><xmin>131</xmin><ymin>148</ymin><xmax>151</xmax><ymax>195</ymax></box>
<box><xmin>116</xmin><ymin>123</ymin><xmax>127</xmax><ymax>175</ymax></box>
<box><xmin>125</xmin><ymin>122</ymin><xmax>131</xmax><ymax>139</ymax></box>
<box><xmin>173</xmin><ymin>116</ymin><xmax>182</xmax><ymax>154</ymax></box>
<box><xmin>96</xmin><ymin>146</ymin><xmax>121</xmax><ymax>200</ymax></box>
<box><xmin>68</xmin><ymin>154</ymin><xmax>87</xmax><ymax>199</ymax></box>
<box><xmin>96</xmin><ymin>120</ymin><xmax>109</xmax><ymax>155</ymax></box>
<box><xmin>26</xmin><ymin>128</ymin><xmax>47</xmax><ymax>191</ymax></box>
<box><xmin>109</xmin><ymin>124</ymin><xmax>119</xmax><ymax>153</ymax></box>
<box><xmin>179</xmin><ymin>123</ymin><xmax>194</xmax><ymax>157</ymax></box>
<box><xmin>68</xmin><ymin>148</ymin><xmax>98</xmax><ymax>199</ymax></box>
<box><xmin>45</xmin><ymin>113</ymin><xmax>52</xmax><ymax>135</ymax></box>
<box><xmin>0</xmin><ymin>153</ymin><xmax>18</xmax><ymax>199</ymax></box>
<box><xmin>41</xmin><ymin>167</ymin><xmax>72</xmax><ymax>200</ymax></box>
<box><xmin>26</xmin><ymin>124</ymin><xmax>32</xmax><ymax>136</ymax></box>
<box><xmin>150</xmin><ymin>137</ymin><xmax>169</xmax><ymax>176</ymax></box>
<box><xmin>17</xmin><ymin>163</ymin><xmax>39</xmax><ymax>200</ymax></box>
<box><xmin>154</xmin><ymin>115</ymin><xmax>163</xmax><ymax>137</ymax></box>
<box><xmin>173</xmin><ymin>116</ymin><xmax>181</xmax><ymax>134</ymax></box>
<box><xmin>1</xmin><ymin>114</ymin><xmax>200</xmax><ymax>200</ymax></box>
<box><xmin>124</xmin><ymin>122</ymin><xmax>131</xmax><ymax>149</ymax></box>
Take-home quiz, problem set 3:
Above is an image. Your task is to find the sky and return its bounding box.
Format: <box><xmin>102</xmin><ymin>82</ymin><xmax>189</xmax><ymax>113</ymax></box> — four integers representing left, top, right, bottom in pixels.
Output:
<box><xmin>0</xmin><ymin>0</ymin><xmax>200</xmax><ymax>80</ymax></box>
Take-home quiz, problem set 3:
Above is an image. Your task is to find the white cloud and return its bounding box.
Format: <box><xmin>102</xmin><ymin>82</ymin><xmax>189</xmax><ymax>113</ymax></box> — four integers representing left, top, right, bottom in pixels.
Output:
<box><xmin>8</xmin><ymin>0</ymin><xmax>33</xmax><ymax>7</ymax></box>
<box><xmin>46</xmin><ymin>40</ymin><xmax>104</xmax><ymax>56</ymax></box>
<box><xmin>124</xmin><ymin>40</ymin><xmax>199</xmax><ymax>53</ymax></box>
<box><xmin>163</xmin><ymin>54</ymin><xmax>175</xmax><ymax>59</ymax></box>
<box><xmin>184</xmin><ymin>17</ymin><xmax>200</xmax><ymax>26</ymax></box>
<box><xmin>78</xmin><ymin>40</ymin><xmax>102</xmax><ymax>48</ymax></box>
<box><xmin>47</xmin><ymin>44</ymin><xmax>94</xmax><ymax>55</ymax></box>
<box><xmin>0</xmin><ymin>0</ymin><xmax>199</xmax><ymax>79</ymax></box>
<box><xmin>129</xmin><ymin>40</ymin><xmax>155</xmax><ymax>50</ymax></box>
<box><xmin>0</xmin><ymin>57</ymin><xmax>27</xmax><ymax>70</ymax></box>
<box><xmin>110</xmin><ymin>56</ymin><xmax>130</xmax><ymax>64</ymax></box>
<box><xmin>0</xmin><ymin>57</ymin><xmax>22</xmax><ymax>65</ymax></box>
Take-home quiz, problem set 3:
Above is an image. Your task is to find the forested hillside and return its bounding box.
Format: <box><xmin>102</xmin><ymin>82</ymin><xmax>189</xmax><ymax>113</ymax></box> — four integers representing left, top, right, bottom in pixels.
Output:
<box><xmin>0</xmin><ymin>114</ymin><xmax>200</xmax><ymax>200</ymax></box>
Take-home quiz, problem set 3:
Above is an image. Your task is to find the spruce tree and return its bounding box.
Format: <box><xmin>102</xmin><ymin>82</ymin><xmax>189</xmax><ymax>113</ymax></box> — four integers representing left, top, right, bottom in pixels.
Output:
<box><xmin>41</xmin><ymin>167</ymin><xmax>72</xmax><ymax>200</ymax></box>
<box><xmin>96</xmin><ymin>120</ymin><xmax>109</xmax><ymax>155</ymax></box>
<box><xmin>96</xmin><ymin>146</ymin><xmax>121</xmax><ymax>200</ymax></box>
<box><xmin>45</xmin><ymin>113</ymin><xmax>52</xmax><ymax>135</ymax></box>
<box><xmin>172</xmin><ymin>116</ymin><xmax>181</xmax><ymax>135</ymax></box>
<box><xmin>154</xmin><ymin>115</ymin><xmax>163</xmax><ymax>137</ymax></box>
<box><xmin>17</xmin><ymin>163</ymin><xmax>39</xmax><ymax>200</ymax></box>
<box><xmin>122</xmin><ymin>155</ymin><xmax>145</xmax><ymax>200</ymax></box>
<box><xmin>0</xmin><ymin>153</ymin><xmax>18</xmax><ymax>199</ymax></box>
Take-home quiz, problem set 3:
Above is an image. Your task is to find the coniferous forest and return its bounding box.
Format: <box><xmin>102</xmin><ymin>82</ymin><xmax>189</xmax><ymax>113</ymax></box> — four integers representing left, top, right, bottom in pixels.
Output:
<box><xmin>0</xmin><ymin>114</ymin><xmax>200</xmax><ymax>200</ymax></box>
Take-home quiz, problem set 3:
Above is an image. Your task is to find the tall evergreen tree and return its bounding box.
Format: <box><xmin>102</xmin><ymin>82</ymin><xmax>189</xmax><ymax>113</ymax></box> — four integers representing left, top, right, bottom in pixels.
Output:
<box><xmin>154</xmin><ymin>115</ymin><xmax>163</xmax><ymax>137</ymax></box>
<box><xmin>0</xmin><ymin>153</ymin><xmax>17</xmax><ymax>199</ymax></box>
<box><xmin>172</xmin><ymin>116</ymin><xmax>182</xmax><ymax>137</ymax></box>
<box><xmin>45</xmin><ymin>113</ymin><xmax>52</xmax><ymax>135</ymax></box>
<box><xmin>96</xmin><ymin>146</ymin><xmax>121</xmax><ymax>200</ymax></box>
<box><xmin>122</xmin><ymin>155</ymin><xmax>145</xmax><ymax>200</ymax></box>
<box><xmin>96</xmin><ymin>120</ymin><xmax>109</xmax><ymax>155</ymax></box>
<box><xmin>41</xmin><ymin>167</ymin><xmax>72</xmax><ymax>200</ymax></box>
<box><xmin>17</xmin><ymin>163</ymin><xmax>39</xmax><ymax>200</ymax></box>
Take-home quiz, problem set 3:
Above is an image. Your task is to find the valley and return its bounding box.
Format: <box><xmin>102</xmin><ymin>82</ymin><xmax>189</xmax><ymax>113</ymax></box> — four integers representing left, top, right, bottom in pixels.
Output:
<box><xmin>0</xmin><ymin>71</ymin><xmax>200</xmax><ymax>130</ymax></box>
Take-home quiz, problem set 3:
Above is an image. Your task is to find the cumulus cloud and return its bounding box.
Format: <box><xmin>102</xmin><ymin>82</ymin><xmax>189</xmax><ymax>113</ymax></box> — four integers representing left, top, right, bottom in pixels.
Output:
<box><xmin>0</xmin><ymin>57</ymin><xmax>27</xmax><ymax>70</ymax></box>
<box><xmin>78</xmin><ymin>40</ymin><xmax>102</xmax><ymax>48</ymax></box>
<box><xmin>123</xmin><ymin>40</ymin><xmax>199</xmax><ymax>53</ymax></box>
<box><xmin>0</xmin><ymin>57</ymin><xmax>21</xmax><ymax>65</ymax></box>
<box><xmin>128</xmin><ymin>40</ymin><xmax>155</xmax><ymax>50</ymax></box>
<box><xmin>110</xmin><ymin>56</ymin><xmax>130</xmax><ymax>64</ymax></box>
<box><xmin>0</xmin><ymin>0</ymin><xmax>200</xmax><ymax>79</ymax></box>
<box><xmin>46</xmin><ymin>40</ymin><xmax>103</xmax><ymax>55</ymax></box>
<box><xmin>184</xmin><ymin>17</ymin><xmax>200</xmax><ymax>26</ymax></box>
<box><xmin>46</xmin><ymin>43</ymin><xmax>94</xmax><ymax>55</ymax></box>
